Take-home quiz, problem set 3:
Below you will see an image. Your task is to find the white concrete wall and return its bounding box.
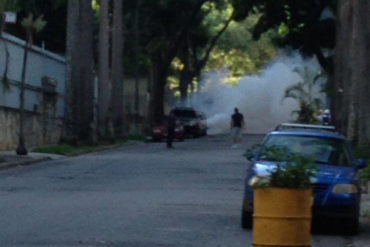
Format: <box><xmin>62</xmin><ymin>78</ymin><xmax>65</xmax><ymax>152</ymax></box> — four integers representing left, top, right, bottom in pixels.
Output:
<box><xmin>0</xmin><ymin>33</ymin><xmax>66</xmax><ymax>150</ymax></box>
<box><xmin>0</xmin><ymin>32</ymin><xmax>65</xmax><ymax>117</ymax></box>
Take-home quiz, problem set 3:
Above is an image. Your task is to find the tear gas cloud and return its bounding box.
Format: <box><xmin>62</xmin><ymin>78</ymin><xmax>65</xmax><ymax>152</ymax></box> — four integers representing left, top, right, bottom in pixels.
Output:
<box><xmin>191</xmin><ymin>52</ymin><xmax>326</xmax><ymax>134</ymax></box>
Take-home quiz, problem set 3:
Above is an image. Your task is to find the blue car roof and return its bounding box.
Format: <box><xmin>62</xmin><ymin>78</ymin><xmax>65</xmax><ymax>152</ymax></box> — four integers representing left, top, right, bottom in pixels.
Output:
<box><xmin>268</xmin><ymin>129</ymin><xmax>346</xmax><ymax>140</ymax></box>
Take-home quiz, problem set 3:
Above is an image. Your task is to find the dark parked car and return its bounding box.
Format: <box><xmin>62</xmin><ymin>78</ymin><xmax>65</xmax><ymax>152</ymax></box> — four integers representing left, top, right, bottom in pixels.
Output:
<box><xmin>170</xmin><ymin>107</ymin><xmax>207</xmax><ymax>137</ymax></box>
<box><xmin>241</xmin><ymin>123</ymin><xmax>367</xmax><ymax>234</ymax></box>
<box><xmin>151</xmin><ymin>117</ymin><xmax>184</xmax><ymax>142</ymax></box>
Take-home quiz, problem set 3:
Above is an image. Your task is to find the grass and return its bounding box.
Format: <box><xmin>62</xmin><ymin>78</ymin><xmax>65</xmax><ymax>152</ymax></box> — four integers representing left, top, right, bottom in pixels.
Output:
<box><xmin>32</xmin><ymin>139</ymin><xmax>128</xmax><ymax>156</ymax></box>
<box><xmin>126</xmin><ymin>133</ymin><xmax>146</xmax><ymax>141</ymax></box>
<box><xmin>353</xmin><ymin>145</ymin><xmax>370</xmax><ymax>182</ymax></box>
<box><xmin>31</xmin><ymin>134</ymin><xmax>146</xmax><ymax>156</ymax></box>
<box><xmin>33</xmin><ymin>144</ymin><xmax>102</xmax><ymax>156</ymax></box>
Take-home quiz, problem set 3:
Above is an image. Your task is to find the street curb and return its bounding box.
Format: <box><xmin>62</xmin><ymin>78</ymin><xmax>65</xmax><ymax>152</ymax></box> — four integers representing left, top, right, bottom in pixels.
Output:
<box><xmin>0</xmin><ymin>157</ymin><xmax>51</xmax><ymax>171</ymax></box>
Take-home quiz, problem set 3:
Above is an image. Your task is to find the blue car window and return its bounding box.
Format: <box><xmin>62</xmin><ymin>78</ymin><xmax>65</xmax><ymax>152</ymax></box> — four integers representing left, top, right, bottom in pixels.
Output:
<box><xmin>260</xmin><ymin>135</ymin><xmax>351</xmax><ymax>166</ymax></box>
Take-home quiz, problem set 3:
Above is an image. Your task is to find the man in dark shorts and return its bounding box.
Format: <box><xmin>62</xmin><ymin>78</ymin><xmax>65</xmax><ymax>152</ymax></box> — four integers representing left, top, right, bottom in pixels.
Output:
<box><xmin>230</xmin><ymin>108</ymin><xmax>245</xmax><ymax>148</ymax></box>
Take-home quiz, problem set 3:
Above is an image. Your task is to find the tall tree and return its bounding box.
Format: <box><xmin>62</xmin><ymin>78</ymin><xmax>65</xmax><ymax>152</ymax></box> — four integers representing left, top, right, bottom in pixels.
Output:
<box><xmin>110</xmin><ymin>0</ymin><xmax>125</xmax><ymax>136</ymax></box>
<box><xmin>141</xmin><ymin>0</ymin><xmax>209</xmax><ymax>124</ymax></box>
<box><xmin>64</xmin><ymin>0</ymin><xmax>95</xmax><ymax>144</ymax></box>
<box><xmin>98</xmin><ymin>0</ymin><xmax>111</xmax><ymax>138</ymax></box>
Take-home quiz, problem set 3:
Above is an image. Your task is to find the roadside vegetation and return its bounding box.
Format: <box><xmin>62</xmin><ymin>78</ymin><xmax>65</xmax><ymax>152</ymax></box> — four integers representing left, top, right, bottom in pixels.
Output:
<box><xmin>354</xmin><ymin>145</ymin><xmax>370</xmax><ymax>182</ymax></box>
<box><xmin>32</xmin><ymin>134</ymin><xmax>147</xmax><ymax>156</ymax></box>
<box><xmin>32</xmin><ymin>140</ymin><xmax>128</xmax><ymax>156</ymax></box>
<box><xmin>363</xmin><ymin>210</ymin><xmax>370</xmax><ymax>218</ymax></box>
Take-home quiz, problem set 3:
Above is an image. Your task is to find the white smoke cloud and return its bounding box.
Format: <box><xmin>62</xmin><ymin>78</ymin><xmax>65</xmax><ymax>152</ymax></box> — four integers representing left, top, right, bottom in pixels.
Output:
<box><xmin>191</xmin><ymin>52</ymin><xmax>326</xmax><ymax>134</ymax></box>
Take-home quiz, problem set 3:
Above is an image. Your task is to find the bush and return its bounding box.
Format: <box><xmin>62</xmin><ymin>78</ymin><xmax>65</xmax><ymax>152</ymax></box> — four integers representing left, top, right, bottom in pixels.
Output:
<box><xmin>32</xmin><ymin>144</ymin><xmax>79</xmax><ymax>155</ymax></box>
<box><xmin>353</xmin><ymin>145</ymin><xmax>370</xmax><ymax>182</ymax></box>
<box><xmin>32</xmin><ymin>139</ymin><xmax>129</xmax><ymax>156</ymax></box>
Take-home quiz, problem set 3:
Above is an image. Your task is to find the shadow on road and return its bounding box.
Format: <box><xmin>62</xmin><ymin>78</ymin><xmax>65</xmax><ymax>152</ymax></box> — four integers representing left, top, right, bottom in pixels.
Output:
<box><xmin>311</xmin><ymin>217</ymin><xmax>370</xmax><ymax>236</ymax></box>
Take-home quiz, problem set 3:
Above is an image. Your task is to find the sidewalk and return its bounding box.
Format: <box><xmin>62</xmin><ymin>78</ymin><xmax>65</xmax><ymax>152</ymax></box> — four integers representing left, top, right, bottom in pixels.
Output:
<box><xmin>0</xmin><ymin>150</ymin><xmax>65</xmax><ymax>171</ymax></box>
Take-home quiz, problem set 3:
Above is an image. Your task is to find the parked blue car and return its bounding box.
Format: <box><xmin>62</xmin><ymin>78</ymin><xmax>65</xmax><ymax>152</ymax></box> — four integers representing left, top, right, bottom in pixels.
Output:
<box><xmin>241</xmin><ymin>123</ymin><xmax>367</xmax><ymax>234</ymax></box>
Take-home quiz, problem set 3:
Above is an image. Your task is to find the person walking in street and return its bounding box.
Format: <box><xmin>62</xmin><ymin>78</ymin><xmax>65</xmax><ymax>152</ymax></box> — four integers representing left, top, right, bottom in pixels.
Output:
<box><xmin>230</xmin><ymin>107</ymin><xmax>244</xmax><ymax>148</ymax></box>
<box><xmin>167</xmin><ymin>112</ymin><xmax>177</xmax><ymax>148</ymax></box>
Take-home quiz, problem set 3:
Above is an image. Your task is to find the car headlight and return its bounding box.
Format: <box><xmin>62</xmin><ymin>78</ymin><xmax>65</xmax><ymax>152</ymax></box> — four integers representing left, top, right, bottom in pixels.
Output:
<box><xmin>248</xmin><ymin>176</ymin><xmax>269</xmax><ymax>187</ymax></box>
<box><xmin>332</xmin><ymin>184</ymin><xmax>358</xmax><ymax>194</ymax></box>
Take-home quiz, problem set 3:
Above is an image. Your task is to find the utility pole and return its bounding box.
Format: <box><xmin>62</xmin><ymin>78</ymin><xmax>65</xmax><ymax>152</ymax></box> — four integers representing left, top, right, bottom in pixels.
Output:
<box><xmin>134</xmin><ymin>0</ymin><xmax>141</xmax><ymax>130</ymax></box>
<box><xmin>16</xmin><ymin>14</ymin><xmax>46</xmax><ymax>155</ymax></box>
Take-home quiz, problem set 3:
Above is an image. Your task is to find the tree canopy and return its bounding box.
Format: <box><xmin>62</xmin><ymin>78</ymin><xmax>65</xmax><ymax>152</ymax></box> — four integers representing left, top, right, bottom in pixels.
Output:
<box><xmin>231</xmin><ymin>0</ymin><xmax>336</xmax><ymax>73</ymax></box>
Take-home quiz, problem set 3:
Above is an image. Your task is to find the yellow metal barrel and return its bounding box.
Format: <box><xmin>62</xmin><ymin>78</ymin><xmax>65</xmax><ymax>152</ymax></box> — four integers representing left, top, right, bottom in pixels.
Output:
<box><xmin>253</xmin><ymin>188</ymin><xmax>312</xmax><ymax>247</ymax></box>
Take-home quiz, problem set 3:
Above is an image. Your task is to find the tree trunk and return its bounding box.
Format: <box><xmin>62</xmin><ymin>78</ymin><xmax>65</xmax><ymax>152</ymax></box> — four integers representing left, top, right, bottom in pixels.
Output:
<box><xmin>98</xmin><ymin>0</ymin><xmax>112</xmax><ymax>139</ymax></box>
<box><xmin>110</xmin><ymin>0</ymin><xmax>125</xmax><ymax>137</ymax></box>
<box><xmin>149</xmin><ymin>54</ymin><xmax>169</xmax><ymax>125</ymax></box>
<box><xmin>335</xmin><ymin>0</ymin><xmax>370</xmax><ymax>146</ymax></box>
<box><xmin>64</xmin><ymin>0</ymin><xmax>79</xmax><ymax>143</ymax></box>
<box><xmin>354</xmin><ymin>1</ymin><xmax>370</xmax><ymax>145</ymax></box>
<box><xmin>64</xmin><ymin>0</ymin><xmax>95</xmax><ymax>144</ymax></box>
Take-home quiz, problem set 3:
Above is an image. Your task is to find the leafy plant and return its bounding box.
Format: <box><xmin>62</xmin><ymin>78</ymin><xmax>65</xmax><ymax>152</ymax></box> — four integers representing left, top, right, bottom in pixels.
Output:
<box><xmin>360</xmin><ymin>167</ymin><xmax>370</xmax><ymax>183</ymax></box>
<box><xmin>283</xmin><ymin>66</ymin><xmax>324</xmax><ymax>124</ymax></box>
<box><xmin>249</xmin><ymin>145</ymin><xmax>317</xmax><ymax>189</ymax></box>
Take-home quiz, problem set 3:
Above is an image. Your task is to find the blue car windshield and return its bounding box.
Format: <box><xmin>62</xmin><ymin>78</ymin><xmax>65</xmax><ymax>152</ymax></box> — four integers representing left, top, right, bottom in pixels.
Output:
<box><xmin>259</xmin><ymin>135</ymin><xmax>352</xmax><ymax>166</ymax></box>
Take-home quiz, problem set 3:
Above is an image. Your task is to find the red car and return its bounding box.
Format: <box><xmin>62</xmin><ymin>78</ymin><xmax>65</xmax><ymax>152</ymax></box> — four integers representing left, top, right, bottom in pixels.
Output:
<box><xmin>151</xmin><ymin>123</ymin><xmax>185</xmax><ymax>142</ymax></box>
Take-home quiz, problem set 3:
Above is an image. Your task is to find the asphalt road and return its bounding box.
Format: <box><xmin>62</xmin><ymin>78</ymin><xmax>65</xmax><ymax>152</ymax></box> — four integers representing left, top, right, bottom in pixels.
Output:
<box><xmin>0</xmin><ymin>135</ymin><xmax>369</xmax><ymax>247</ymax></box>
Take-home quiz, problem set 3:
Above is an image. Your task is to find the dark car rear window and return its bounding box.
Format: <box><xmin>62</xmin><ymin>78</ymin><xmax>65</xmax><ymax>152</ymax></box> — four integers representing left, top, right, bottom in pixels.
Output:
<box><xmin>172</xmin><ymin>109</ymin><xmax>197</xmax><ymax>118</ymax></box>
<box><xmin>259</xmin><ymin>135</ymin><xmax>352</xmax><ymax>166</ymax></box>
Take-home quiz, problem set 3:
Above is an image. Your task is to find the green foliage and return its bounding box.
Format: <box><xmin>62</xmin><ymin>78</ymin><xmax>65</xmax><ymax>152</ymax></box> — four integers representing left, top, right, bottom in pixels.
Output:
<box><xmin>360</xmin><ymin>167</ymin><xmax>370</xmax><ymax>183</ymax></box>
<box><xmin>231</xmin><ymin>0</ymin><xmax>336</xmax><ymax>52</ymax></box>
<box><xmin>231</xmin><ymin>0</ymin><xmax>336</xmax><ymax>76</ymax></box>
<box><xmin>363</xmin><ymin>210</ymin><xmax>370</xmax><ymax>218</ymax></box>
<box><xmin>127</xmin><ymin>133</ymin><xmax>146</xmax><ymax>141</ymax></box>
<box><xmin>204</xmin><ymin>14</ymin><xmax>277</xmax><ymax>83</ymax></box>
<box><xmin>32</xmin><ymin>140</ymin><xmax>128</xmax><ymax>156</ymax></box>
<box><xmin>0</xmin><ymin>156</ymin><xmax>5</xmax><ymax>163</ymax></box>
<box><xmin>21</xmin><ymin>14</ymin><xmax>47</xmax><ymax>33</ymax></box>
<box><xmin>33</xmin><ymin>136</ymin><xmax>149</xmax><ymax>156</ymax></box>
<box><xmin>284</xmin><ymin>66</ymin><xmax>323</xmax><ymax>123</ymax></box>
<box><xmin>249</xmin><ymin>145</ymin><xmax>317</xmax><ymax>189</ymax></box>
<box><xmin>354</xmin><ymin>145</ymin><xmax>370</xmax><ymax>182</ymax></box>
<box><xmin>33</xmin><ymin>144</ymin><xmax>78</xmax><ymax>155</ymax></box>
